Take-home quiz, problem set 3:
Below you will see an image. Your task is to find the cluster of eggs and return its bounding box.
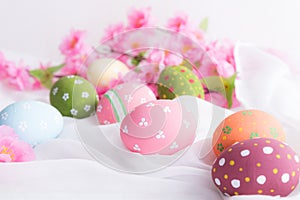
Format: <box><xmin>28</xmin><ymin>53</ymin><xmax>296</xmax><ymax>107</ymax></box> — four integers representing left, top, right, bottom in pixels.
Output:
<box><xmin>211</xmin><ymin>110</ymin><xmax>300</xmax><ymax>197</ymax></box>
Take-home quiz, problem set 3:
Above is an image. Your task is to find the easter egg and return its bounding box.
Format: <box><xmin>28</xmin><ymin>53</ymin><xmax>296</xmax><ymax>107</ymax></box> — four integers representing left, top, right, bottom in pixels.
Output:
<box><xmin>157</xmin><ymin>65</ymin><xmax>204</xmax><ymax>100</ymax></box>
<box><xmin>212</xmin><ymin>110</ymin><xmax>286</xmax><ymax>156</ymax></box>
<box><xmin>97</xmin><ymin>82</ymin><xmax>156</xmax><ymax>125</ymax></box>
<box><xmin>87</xmin><ymin>58</ymin><xmax>129</xmax><ymax>88</ymax></box>
<box><xmin>0</xmin><ymin>100</ymin><xmax>64</xmax><ymax>146</ymax></box>
<box><xmin>120</xmin><ymin>97</ymin><xmax>197</xmax><ymax>155</ymax></box>
<box><xmin>50</xmin><ymin>75</ymin><xmax>98</xmax><ymax>119</ymax></box>
<box><xmin>211</xmin><ymin>138</ymin><xmax>300</xmax><ymax>197</ymax></box>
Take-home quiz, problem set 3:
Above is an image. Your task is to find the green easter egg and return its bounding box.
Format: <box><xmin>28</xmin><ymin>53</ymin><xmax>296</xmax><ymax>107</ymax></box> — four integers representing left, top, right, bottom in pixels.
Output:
<box><xmin>50</xmin><ymin>75</ymin><xmax>98</xmax><ymax>119</ymax></box>
<box><xmin>157</xmin><ymin>66</ymin><xmax>204</xmax><ymax>99</ymax></box>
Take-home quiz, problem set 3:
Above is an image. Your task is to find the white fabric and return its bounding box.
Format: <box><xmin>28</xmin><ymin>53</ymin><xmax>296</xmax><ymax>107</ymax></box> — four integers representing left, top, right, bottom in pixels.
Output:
<box><xmin>1</xmin><ymin>45</ymin><xmax>300</xmax><ymax>199</ymax></box>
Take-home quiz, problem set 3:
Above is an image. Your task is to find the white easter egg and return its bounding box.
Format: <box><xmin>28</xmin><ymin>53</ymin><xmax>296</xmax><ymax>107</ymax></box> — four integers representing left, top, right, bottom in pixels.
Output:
<box><xmin>0</xmin><ymin>100</ymin><xmax>64</xmax><ymax>146</ymax></box>
<box><xmin>87</xmin><ymin>58</ymin><xmax>129</xmax><ymax>88</ymax></box>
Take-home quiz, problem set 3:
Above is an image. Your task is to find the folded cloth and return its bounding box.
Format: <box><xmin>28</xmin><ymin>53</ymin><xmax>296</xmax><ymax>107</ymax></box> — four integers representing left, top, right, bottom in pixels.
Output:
<box><xmin>234</xmin><ymin>43</ymin><xmax>300</xmax><ymax>152</ymax></box>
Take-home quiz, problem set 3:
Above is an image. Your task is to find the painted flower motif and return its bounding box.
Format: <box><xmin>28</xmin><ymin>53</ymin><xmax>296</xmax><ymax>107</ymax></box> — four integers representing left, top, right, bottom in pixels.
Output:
<box><xmin>74</xmin><ymin>79</ymin><xmax>83</xmax><ymax>85</ymax></box>
<box><xmin>62</xmin><ymin>93</ymin><xmax>69</xmax><ymax>101</ymax></box>
<box><xmin>124</xmin><ymin>95</ymin><xmax>133</xmax><ymax>103</ymax></box>
<box><xmin>146</xmin><ymin>102</ymin><xmax>155</xmax><ymax>107</ymax></box>
<box><xmin>97</xmin><ymin>105</ymin><xmax>103</xmax><ymax>113</ymax></box>
<box><xmin>103</xmin><ymin>120</ymin><xmax>111</xmax><ymax>125</ymax></box>
<box><xmin>183</xmin><ymin>120</ymin><xmax>191</xmax><ymax>128</ymax></box>
<box><xmin>83</xmin><ymin>105</ymin><xmax>91</xmax><ymax>112</ymax></box>
<box><xmin>122</xmin><ymin>125</ymin><xmax>129</xmax><ymax>134</ymax></box>
<box><xmin>1</xmin><ymin>112</ymin><xmax>8</xmax><ymax>120</ymax></box>
<box><xmin>163</xmin><ymin>106</ymin><xmax>171</xmax><ymax>113</ymax></box>
<box><xmin>0</xmin><ymin>125</ymin><xmax>35</xmax><ymax>162</ymax></box>
<box><xmin>52</xmin><ymin>87</ymin><xmax>59</xmax><ymax>95</ymax></box>
<box><xmin>133</xmin><ymin>144</ymin><xmax>141</xmax><ymax>151</ymax></box>
<box><xmin>18</xmin><ymin>121</ymin><xmax>28</xmax><ymax>132</ymax></box>
<box><xmin>170</xmin><ymin>142</ymin><xmax>179</xmax><ymax>149</ymax></box>
<box><xmin>156</xmin><ymin>130</ymin><xmax>165</xmax><ymax>139</ymax></box>
<box><xmin>23</xmin><ymin>102</ymin><xmax>31</xmax><ymax>110</ymax></box>
<box><xmin>81</xmin><ymin>92</ymin><xmax>89</xmax><ymax>98</ymax></box>
<box><xmin>139</xmin><ymin>118</ymin><xmax>148</xmax><ymax>127</ymax></box>
<box><xmin>70</xmin><ymin>108</ymin><xmax>78</xmax><ymax>116</ymax></box>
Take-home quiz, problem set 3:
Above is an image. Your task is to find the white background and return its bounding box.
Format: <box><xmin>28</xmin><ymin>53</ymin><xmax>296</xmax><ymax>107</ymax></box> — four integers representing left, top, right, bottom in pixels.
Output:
<box><xmin>1</xmin><ymin>0</ymin><xmax>300</xmax><ymax>66</ymax></box>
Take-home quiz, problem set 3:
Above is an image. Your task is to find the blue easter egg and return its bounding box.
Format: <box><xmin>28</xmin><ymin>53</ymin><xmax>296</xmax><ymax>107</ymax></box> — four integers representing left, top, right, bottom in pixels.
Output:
<box><xmin>0</xmin><ymin>100</ymin><xmax>64</xmax><ymax>146</ymax></box>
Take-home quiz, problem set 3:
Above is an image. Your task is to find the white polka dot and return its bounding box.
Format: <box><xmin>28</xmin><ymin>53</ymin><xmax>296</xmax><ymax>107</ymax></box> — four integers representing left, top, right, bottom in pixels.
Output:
<box><xmin>231</xmin><ymin>179</ymin><xmax>241</xmax><ymax>188</ymax></box>
<box><xmin>294</xmin><ymin>155</ymin><xmax>299</xmax><ymax>163</ymax></box>
<box><xmin>281</xmin><ymin>173</ymin><xmax>290</xmax><ymax>183</ymax></box>
<box><xmin>257</xmin><ymin>175</ymin><xmax>267</xmax><ymax>185</ymax></box>
<box><xmin>215</xmin><ymin>178</ymin><xmax>221</xmax><ymax>186</ymax></box>
<box><xmin>219</xmin><ymin>158</ymin><xmax>226</xmax><ymax>166</ymax></box>
<box><xmin>263</xmin><ymin>146</ymin><xmax>274</xmax><ymax>154</ymax></box>
<box><xmin>240</xmin><ymin>149</ymin><xmax>250</xmax><ymax>157</ymax></box>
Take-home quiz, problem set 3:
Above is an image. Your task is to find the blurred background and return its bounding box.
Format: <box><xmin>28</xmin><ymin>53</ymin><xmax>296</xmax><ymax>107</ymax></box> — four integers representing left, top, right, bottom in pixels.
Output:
<box><xmin>1</xmin><ymin>0</ymin><xmax>300</xmax><ymax>66</ymax></box>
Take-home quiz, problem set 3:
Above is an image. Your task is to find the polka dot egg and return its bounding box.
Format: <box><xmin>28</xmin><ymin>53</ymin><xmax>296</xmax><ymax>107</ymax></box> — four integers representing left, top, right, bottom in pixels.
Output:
<box><xmin>157</xmin><ymin>65</ymin><xmax>204</xmax><ymax>100</ymax></box>
<box><xmin>212</xmin><ymin>109</ymin><xmax>286</xmax><ymax>156</ymax></box>
<box><xmin>97</xmin><ymin>82</ymin><xmax>156</xmax><ymax>125</ymax></box>
<box><xmin>212</xmin><ymin>138</ymin><xmax>300</xmax><ymax>197</ymax></box>
<box><xmin>50</xmin><ymin>75</ymin><xmax>98</xmax><ymax>119</ymax></box>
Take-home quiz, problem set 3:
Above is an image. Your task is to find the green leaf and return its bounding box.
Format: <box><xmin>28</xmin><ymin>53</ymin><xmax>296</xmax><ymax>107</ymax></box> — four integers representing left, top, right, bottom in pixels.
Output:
<box><xmin>199</xmin><ymin>17</ymin><xmax>209</xmax><ymax>32</ymax></box>
<box><xmin>29</xmin><ymin>63</ymin><xmax>64</xmax><ymax>89</ymax></box>
<box><xmin>200</xmin><ymin>73</ymin><xmax>237</xmax><ymax>108</ymax></box>
<box><xmin>131</xmin><ymin>52</ymin><xmax>146</xmax><ymax>66</ymax></box>
<box><xmin>46</xmin><ymin>63</ymin><xmax>64</xmax><ymax>73</ymax></box>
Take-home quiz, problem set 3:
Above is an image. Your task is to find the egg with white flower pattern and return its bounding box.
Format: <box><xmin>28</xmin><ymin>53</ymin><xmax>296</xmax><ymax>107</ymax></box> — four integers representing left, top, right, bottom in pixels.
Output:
<box><xmin>0</xmin><ymin>100</ymin><xmax>64</xmax><ymax>146</ymax></box>
<box><xmin>97</xmin><ymin>82</ymin><xmax>156</xmax><ymax>125</ymax></box>
<box><xmin>50</xmin><ymin>75</ymin><xmax>98</xmax><ymax>119</ymax></box>
<box><xmin>120</xmin><ymin>96</ymin><xmax>198</xmax><ymax>155</ymax></box>
<box><xmin>212</xmin><ymin>138</ymin><xmax>300</xmax><ymax>197</ymax></box>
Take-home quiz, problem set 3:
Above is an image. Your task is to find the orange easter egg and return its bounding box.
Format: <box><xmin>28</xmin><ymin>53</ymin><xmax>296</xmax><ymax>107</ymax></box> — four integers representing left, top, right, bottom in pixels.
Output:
<box><xmin>212</xmin><ymin>110</ymin><xmax>286</xmax><ymax>156</ymax></box>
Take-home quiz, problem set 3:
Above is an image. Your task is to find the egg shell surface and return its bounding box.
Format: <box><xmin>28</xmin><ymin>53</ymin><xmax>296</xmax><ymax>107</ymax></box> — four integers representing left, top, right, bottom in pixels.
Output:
<box><xmin>97</xmin><ymin>82</ymin><xmax>156</xmax><ymax>125</ymax></box>
<box><xmin>212</xmin><ymin>138</ymin><xmax>300</xmax><ymax>197</ymax></box>
<box><xmin>212</xmin><ymin>109</ymin><xmax>286</xmax><ymax>156</ymax></box>
<box><xmin>50</xmin><ymin>75</ymin><xmax>98</xmax><ymax>119</ymax></box>
<box><xmin>87</xmin><ymin>58</ymin><xmax>129</xmax><ymax>88</ymax></box>
<box><xmin>120</xmin><ymin>98</ymin><xmax>197</xmax><ymax>155</ymax></box>
<box><xmin>0</xmin><ymin>100</ymin><xmax>64</xmax><ymax>146</ymax></box>
<box><xmin>157</xmin><ymin>65</ymin><xmax>204</xmax><ymax>100</ymax></box>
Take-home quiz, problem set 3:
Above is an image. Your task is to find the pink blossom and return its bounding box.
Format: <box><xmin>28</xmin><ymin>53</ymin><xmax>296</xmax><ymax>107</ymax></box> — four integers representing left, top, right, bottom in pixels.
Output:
<box><xmin>198</xmin><ymin>39</ymin><xmax>236</xmax><ymax>78</ymax></box>
<box><xmin>59</xmin><ymin>55</ymin><xmax>88</xmax><ymax>77</ymax></box>
<box><xmin>59</xmin><ymin>30</ymin><xmax>89</xmax><ymax>57</ymax></box>
<box><xmin>166</xmin><ymin>13</ymin><xmax>189</xmax><ymax>32</ymax></box>
<box><xmin>101</xmin><ymin>23</ymin><xmax>126</xmax><ymax>42</ymax></box>
<box><xmin>0</xmin><ymin>125</ymin><xmax>35</xmax><ymax>162</ymax></box>
<box><xmin>127</xmin><ymin>7</ymin><xmax>152</xmax><ymax>29</ymax></box>
<box><xmin>147</xmin><ymin>50</ymin><xmax>182</xmax><ymax>67</ymax></box>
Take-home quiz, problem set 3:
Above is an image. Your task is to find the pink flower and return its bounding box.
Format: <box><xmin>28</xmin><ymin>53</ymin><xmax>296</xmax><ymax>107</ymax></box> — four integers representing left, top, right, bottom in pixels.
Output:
<box><xmin>147</xmin><ymin>50</ymin><xmax>182</xmax><ymax>67</ymax></box>
<box><xmin>0</xmin><ymin>125</ymin><xmax>35</xmax><ymax>162</ymax></box>
<box><xmin>59</xmin><ymin>30</ymin><xmax>89</xmax><ymax>57</ymax></box>
<box><xmin>101</xmin><ymin>23</ymin><xmax>126</xmax><ymax>42</ymax></box>
<box><xmin>59</xmin><ymin>55</ymin><xmax>88</xmax><ymax>77</ymax></box>
<box><xmin>198</xmin><ymin>39</ymin><xmax>236</xmax><ymax>78</ymax></box>
<box><xmin>127</xmin><ymin>7</ymin><xmax>152</xmax><ymax>29</ymax></box>
<box><xmin>166</xmin><ymin>13</ymin><xmax>189</xmax><ymax>32</ymax></box>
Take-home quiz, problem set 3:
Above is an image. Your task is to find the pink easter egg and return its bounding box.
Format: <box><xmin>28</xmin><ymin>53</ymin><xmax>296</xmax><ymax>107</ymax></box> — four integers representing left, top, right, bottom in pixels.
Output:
<box><xmin>211</xmin><ymin>138</ymin><xmax>300</xmax><ymax>197</ymax></box>
<box><xmin>97</xmin><ymin>82</ymin><xmax>156</xmax><ymax>125</ymax></box>
<box><xmin>120</xmin><ymin>99</ymin><xmax>197</xmax><ymax>155</ymax></box>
